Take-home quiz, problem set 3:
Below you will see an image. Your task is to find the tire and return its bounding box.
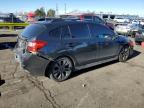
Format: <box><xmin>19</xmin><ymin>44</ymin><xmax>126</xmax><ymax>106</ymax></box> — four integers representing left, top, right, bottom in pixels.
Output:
<box><xmin>49</xmin><ymin>57</ymin><xmax>73</xmax><ymax>82</ymax></box>
<box><xmin>118</xmin><ymin>46</ymin><xmax>130</xmax><ymax>62</ymax></box>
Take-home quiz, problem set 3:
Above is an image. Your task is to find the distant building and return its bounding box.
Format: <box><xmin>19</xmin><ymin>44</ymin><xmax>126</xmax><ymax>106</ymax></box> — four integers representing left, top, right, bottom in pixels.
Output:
<box><xmin>95</xmin><ymin>13</ymin><xmax>139</xmax><ymax>20</ymax></box>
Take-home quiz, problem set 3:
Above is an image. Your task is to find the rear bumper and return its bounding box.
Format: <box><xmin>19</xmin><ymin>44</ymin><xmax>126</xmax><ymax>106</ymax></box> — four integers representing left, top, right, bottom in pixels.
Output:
<box><xmin>15</xmin><ymin>50</ymin><xmax>51</xmax><ymax>76</ymax></box>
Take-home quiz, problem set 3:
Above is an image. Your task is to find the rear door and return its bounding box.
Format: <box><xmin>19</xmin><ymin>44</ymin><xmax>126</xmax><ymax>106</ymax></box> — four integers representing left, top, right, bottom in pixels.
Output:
<box><xmin>61</xmin><ymin>23</ymin><xmax>95</xmax><ymax>65</ymax></box>
<box><xmin>88</xmin><ymin>23</ymin><xmax>100</xmax><ymax>60</ymax></box>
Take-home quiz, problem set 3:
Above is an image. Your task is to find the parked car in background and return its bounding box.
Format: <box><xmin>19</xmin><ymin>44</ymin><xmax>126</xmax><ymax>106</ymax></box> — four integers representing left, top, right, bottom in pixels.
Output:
<box><xmin>130</xmin><ymin>23</ymin><xmax>143</xmax><ymax>32</ymax></box>
<box><xmin>114</xmin><ymin>17</ymin><xmax>130</xmax><ymax>23</ymax></box>
<box><xmin>115</xmin><ymin>24</ymin><xmax>131</xmax><ymax>34</ymax></box>
<box><xmin>116</xmin><ymin>23</ymin><xmax>143</xmax><ymax>36</ymax></box>
<box><xmin>60</xmin><ymin>13</ymin><xmax>115</xmax><ymax>30</ymax></box>
<box><xmin>15</xmin><ymin>20</ymin><xmax>133</xmax><ymax>81</ymax></box>
<box><xmin>0</xmin><ymin>13</ymin><xmax>24</xmax><ymax>29</ymax></box>
<box><xmin>135</xmin><ymin>30</ymin><xmax>144</xmax><ymax>44</ymax></box>
<box><xmin>131</xmin><ymin>20</ymin><xmax>140</xmax><ymax>24</ymax></box>
<box><xmin>0</xmin><ymin>13</ymin><xmax>24</xmax><ymax>23</ymax></box>
<box><xmin>140</xmin><ymin>20</ymin><xmax>144</xmax><ymax>25</ymax></box>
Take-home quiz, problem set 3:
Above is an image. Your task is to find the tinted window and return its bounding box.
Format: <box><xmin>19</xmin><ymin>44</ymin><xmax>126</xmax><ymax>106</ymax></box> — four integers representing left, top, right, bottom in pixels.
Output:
<box><xmin>38</xmin><ymin>18</ymin><xmax>45</xmax><ymax>21</ymax></box>
<box><xmin>84</xmin><ymin>16</ymin><xmax>93</xmax><ymax>20</ymax></box>
<box><xmin>49</xmin><ymin>27</ymin><xmax>61</xmax><ymax>39</ymax></box>
<box><xmin>94</xmin><ymin>16</ymin><xmax>105</xmax><ymax>24</ymax></box>
<box><xmin>21</xmin><ymin>24</ymin><xmax>46</xmax><ymax>39</ymax></box>
<box><xmin>89</xmin><ymin>24</ymin><xmax>115</xmax><ymax>38</ymax></box>
<box><xmin>69</xmin><ymin>24</ymin><xmax>89</xmax><ymax>38</ymax></box>
<box><xmin>61</xmin><ymin>26</ymin><xmax>71</xmax><ymax>39</ymax></box>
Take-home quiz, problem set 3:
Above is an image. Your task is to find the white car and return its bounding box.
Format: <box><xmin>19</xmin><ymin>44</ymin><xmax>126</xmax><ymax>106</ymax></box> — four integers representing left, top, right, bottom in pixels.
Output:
<box><xmin>114</xmin><ymin>18</ymin><xmax>130</xmax><ymax>23</ymax></box>
<box><xmin>115</xmin><ymin>24</ymin><xmax>131</xmax><ymax>34</ymax></box>
<box><xmin>140</xmin><ymin>20</ymin><xmax>144</xmax><ymax>25</ymax></box>
<box><xmin>116</xmin><ymin>23</ymin><xmax>143</xmax><ymax>34</ymax></box>
<box><xmin>132</xmin><ymin>20</ymin><xmax>139</xmax><ymax>24</ymax></box>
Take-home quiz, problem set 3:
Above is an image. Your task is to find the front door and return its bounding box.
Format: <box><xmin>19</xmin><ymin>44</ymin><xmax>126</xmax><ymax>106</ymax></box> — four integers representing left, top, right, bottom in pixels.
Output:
<box><xmin>88</xmin><ymin>24</ymin><xmax>119</xmax><ymax>60</ymax></box>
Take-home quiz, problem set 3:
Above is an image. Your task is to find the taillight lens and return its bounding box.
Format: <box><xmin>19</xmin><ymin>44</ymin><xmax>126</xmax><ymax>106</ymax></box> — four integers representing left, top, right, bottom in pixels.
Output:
<box><xmin>27</xmin><ymin>40</ymin><xmax>47</xmax><ymax>53</ymax></box>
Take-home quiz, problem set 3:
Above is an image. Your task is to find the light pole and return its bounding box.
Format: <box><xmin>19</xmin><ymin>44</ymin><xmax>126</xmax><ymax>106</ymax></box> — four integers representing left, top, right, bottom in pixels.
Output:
<box><xmin>65</xmin><ymin>3</ymin><xmax>67</xmax><ymax>14</ymax></box>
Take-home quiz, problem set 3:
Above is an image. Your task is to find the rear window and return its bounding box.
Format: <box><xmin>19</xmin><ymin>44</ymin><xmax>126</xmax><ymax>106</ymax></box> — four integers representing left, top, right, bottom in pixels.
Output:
<box><xmin>21</xmin><ymin>24</ymin><xmax>46</xmax><ymax>39</ymax></box>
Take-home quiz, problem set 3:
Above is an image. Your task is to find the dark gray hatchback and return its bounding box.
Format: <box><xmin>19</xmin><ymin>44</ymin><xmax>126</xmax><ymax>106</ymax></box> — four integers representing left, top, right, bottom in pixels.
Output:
<box><xmin>15</xmin><ymin>20</ymin><xmax>134</xmax><ymax>81</ymax></box>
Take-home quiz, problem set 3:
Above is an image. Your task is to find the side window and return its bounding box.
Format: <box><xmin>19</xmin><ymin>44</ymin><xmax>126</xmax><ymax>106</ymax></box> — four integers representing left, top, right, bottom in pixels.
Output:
<box><xmin>69</xmin><ymin>24</ymin><xmax>89</xmax><ymax>38</ymax></box>
<box><xmin>84</xmin><ymin>16</ymin><xmax>93</xmax><ymax>20</ymax></box>
<box><xmin>89</xmin><ymin>24</ymin><xmax>115</xmax><ymax>38</ymax></box>
<box><xmin>61</xmin><ymin>26</ymin><xmax>71</xmax><ymax>39</ymax></box>
<box><xmin>94</xmin><ymin>16</ymin><xmax>105</xmax><ymax>24</ymax></box>
<box><xmin>49</xmin><ymin>27</ymin><xmax>61</xmax><ymax>39</ymax></box>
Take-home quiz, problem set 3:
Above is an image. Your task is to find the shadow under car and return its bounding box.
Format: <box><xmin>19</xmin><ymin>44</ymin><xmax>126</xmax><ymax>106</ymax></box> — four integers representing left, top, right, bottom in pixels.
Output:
<box><xmin>70</xmin><ymin>50</ymin><xmax>141</xmax><ymax>79</ymax></box>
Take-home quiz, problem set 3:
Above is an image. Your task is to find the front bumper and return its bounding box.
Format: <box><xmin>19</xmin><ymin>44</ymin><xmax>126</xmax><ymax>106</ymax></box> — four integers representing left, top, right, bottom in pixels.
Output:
<box><xmin>15</xmin><ymin>49</ymin><xmax>51</xmax><ymax>76</ymax></box>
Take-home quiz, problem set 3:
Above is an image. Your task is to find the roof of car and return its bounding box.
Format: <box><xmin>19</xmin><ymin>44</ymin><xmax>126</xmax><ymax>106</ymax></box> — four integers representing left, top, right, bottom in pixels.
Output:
<box><xmin>35</xmin><ymin>19</ymin><xmax>95</xmax><ymax>26</ymax></box>
<box><xmin>60</xmin><ymin>13</ymin><xmax>95</xmax><ymax>16</ymax></box>
<box><xmin>32</xmin><ymin>19</ymin><xmax>112</xmax><ymax>33</ymax></box>
<box><xmin>33</xmin><ymin>19</ymin><xmax>103</xmax><ymax>31</ymax></box>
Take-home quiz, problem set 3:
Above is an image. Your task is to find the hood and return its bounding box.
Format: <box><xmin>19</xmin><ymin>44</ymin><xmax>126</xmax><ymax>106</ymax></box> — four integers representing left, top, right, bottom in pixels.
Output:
<box><xmin>117</xmin><ymin>35</ymin><xmax>134</xmax><ymax>47</ymax></box>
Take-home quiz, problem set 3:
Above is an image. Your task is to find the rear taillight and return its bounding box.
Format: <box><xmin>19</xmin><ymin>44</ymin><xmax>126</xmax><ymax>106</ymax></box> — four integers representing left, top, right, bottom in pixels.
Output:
<box><xmin>27</xmin><ymin>40</ymin><xmax>47</xmax><ymax>53</ymax></box>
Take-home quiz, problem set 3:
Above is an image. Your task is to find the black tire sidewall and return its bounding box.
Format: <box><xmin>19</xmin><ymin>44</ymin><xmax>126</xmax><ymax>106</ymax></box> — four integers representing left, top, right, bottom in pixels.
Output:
<box><xmin>49</xmin><ymin>57</ymin><xmax>73</xmax><ymax>82</ymax></box>
<box><xmin>119</xmin><ymin>46</ymin><xmax>130</xmax><ymax>62</ymax></box>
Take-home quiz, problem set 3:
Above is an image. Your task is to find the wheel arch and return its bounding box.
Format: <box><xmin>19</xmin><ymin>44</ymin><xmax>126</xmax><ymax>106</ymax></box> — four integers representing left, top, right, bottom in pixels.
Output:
<box><xmin>44</xmin><ymin>54</ymin><xmax>76</xmax><ymax>77</ymax></box>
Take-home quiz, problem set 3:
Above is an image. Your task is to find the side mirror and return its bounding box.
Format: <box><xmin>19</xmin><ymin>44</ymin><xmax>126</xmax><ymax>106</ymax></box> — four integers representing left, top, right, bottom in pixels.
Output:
<box><xmin>103</xmin><ymin>35</ymin><xmax>112</xmax><ymax>40</ymax></box>
<box><xmin>112</xmin><ymin>35</ymin><xmax>118</xmax><ymax>40</ymax></box>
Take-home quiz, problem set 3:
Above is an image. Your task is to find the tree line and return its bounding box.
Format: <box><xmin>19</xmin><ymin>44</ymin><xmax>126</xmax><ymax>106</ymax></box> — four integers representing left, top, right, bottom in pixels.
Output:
<box><xmin>35</xmin><ymin>7</ymin><xmax>56</xmax><ymax>17</ymax></box>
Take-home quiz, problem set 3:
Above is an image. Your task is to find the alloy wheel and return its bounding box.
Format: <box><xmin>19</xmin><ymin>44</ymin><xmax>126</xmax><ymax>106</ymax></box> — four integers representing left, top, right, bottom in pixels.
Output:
<box><xmin>51</xmin><ymin>57</ymin><xmax>73</xmax><ymax>81</ymax></box>
<box><xmin>119</xmin><ymin>46</ymin><xmax>130</xmax><ymax>62</ymax></box>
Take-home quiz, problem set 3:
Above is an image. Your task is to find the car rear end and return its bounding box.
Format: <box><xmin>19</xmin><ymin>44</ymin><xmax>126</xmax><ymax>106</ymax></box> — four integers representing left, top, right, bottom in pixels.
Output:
<box><xmin>15</xmin><ymin>23</ymin><xmax>51</xmax><ymax>76</ymax></box>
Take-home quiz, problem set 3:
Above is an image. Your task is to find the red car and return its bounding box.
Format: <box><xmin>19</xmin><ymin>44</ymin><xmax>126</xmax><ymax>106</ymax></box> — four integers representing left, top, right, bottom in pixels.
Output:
<box><xmin>60</xmin><ymin>13</ymin><xmax>115</xmax><ymax>30</ymax></box>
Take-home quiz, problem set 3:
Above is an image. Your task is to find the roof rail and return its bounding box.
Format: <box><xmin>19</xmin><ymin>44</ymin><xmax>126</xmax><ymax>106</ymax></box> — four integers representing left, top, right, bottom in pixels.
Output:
<box><xmin>37</xmin><ymin>17</ymin><xmax>92</xmax><ymax>24</ymax></box>
<box><xmin>50</xmin><ymin>18</ymin><xmax>64</xmax><ymax>22</ymax></box>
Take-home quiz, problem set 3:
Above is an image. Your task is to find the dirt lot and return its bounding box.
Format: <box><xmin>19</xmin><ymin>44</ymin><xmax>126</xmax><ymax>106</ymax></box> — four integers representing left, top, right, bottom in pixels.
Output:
<box><xmin>0</xmin><ymin>36</ymin><xmax>144</xmax><ymax>108</ymax></box>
